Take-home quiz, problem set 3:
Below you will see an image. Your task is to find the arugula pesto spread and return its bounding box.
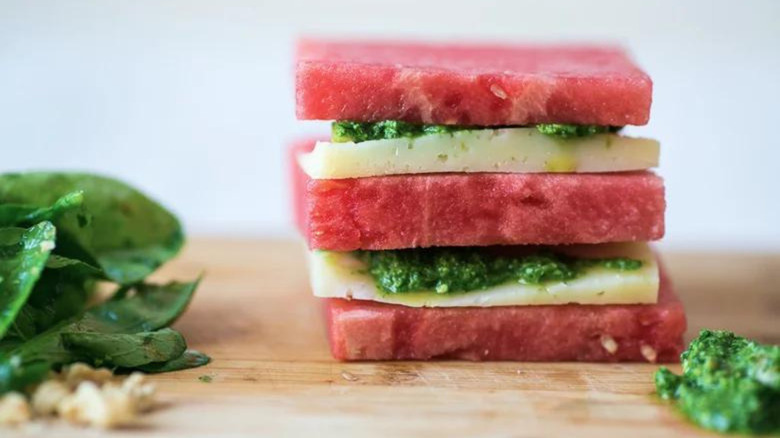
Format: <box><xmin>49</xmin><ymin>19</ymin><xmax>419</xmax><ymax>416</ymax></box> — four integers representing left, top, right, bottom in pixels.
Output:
<box><xmin>332</xmin><ymin>120</ymin><xmax>622</xmax><ymax>143</ymax></box>
<box><xmin>655</xmin><ymin>330</ymin><xmax>780</xmax><ymax>435</ymax></box>
<box><xmin>332</xmin><ymin>120</ymin><xmax>465</xmax><ymax>143</ymax></box>
<box><xmin>535</xmin><ymin>123</ymin><xmax>622</xmax><ymax>139</ymax></box>
<box><xmin>359</xmin><ymin>247</ymin><xmax>642</xmax><ymax>294</ymax></box>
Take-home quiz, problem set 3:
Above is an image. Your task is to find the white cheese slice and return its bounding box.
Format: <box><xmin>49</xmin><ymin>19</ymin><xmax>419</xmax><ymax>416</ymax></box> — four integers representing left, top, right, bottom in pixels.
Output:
<box><xmin>299</xmin><ymin>128</ymin><xmax>659</xmax><ymax>179</ymax></box>
<box><xmin>308</xmin><ymin>243</ymin><xmax>659</xmax><ymax>307</ymax></box>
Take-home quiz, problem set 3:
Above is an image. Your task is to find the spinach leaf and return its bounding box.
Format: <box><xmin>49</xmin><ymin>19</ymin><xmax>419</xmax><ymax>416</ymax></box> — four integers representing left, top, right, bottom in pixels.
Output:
<box><xmin>0</xmin><ymin>191</ymin><xmax>84</xmax><ymax>227</ymax></box>
<box><xmin>0</xmin><ymin>279</ymin><xmax>199</xmax><ymax>393</ymax></box>
<box><xmin>0</xmin><ymin>222</ymin><xmax>56</xmax><ymax>340</ymax></box>
<box><xmin>135</xmin><ymin>349</ymin><xmax>211</xmax><ymax>374</ymax></box>
<box><xmin>4</xmin><ymin>273</ymin><xmax>93</xmax><ymax>342</ymax></box>
<box><xmin>4</xmin><ymin>253</ymin><xmax>105</xmax><ymax>343</ymax></box>
<box><xmin>0</xmin><ymin>173</ymin><xmax>183</xmax><ymax>284</ymax></box>
<box><xmin>0</xmin><ymin>357</ymin><xmax>50</xmax><ymax>394</ymax></box>
<box><xmin>62</xmin><ymin>328</ymin><xmax>186</xmax><ymax>368</ymax></box>
<box><xmin>45</xmin><ymin>254</ymin><xmax>105</xmax><ymax>279</ymax></box>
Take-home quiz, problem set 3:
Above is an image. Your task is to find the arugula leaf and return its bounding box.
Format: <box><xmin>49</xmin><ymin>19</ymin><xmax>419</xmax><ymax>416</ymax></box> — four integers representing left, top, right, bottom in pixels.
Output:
<box><xmin>135</xmin><ymin>349</ymin><xmax>210</xmax><ymax>374</ymax></box>
<box><xmin>0</xmin><ymin>191</ymin><xmax>84</xmax><ymax>227</ymax></box>
<box><xmin>0</xmin><ymin>279</ymin><xmax>199</xmax><ymax>393</ymax></box>
<box><xmin>0</xmin><ymin>173</ymin><xmax>184</xmax><ymax>284</ymax></box>
<box><xmin>62</xmin><ymin>328</ymin><xmax>186</xmax><ymax>368</ymax></box>
<box><xmin>0</xmin><ymin>222</ymin><xmax>56</xmax><ymax>340</ymax></box>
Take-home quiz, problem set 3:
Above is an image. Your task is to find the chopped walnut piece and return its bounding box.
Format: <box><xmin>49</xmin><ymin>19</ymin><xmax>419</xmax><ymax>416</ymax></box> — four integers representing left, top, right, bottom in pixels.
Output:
<box><xmin>31</xmin><ymin>380</ymin><xmax>70</xmax><ymax>416</ymax></box>
<box><xmin>64</xmin><ymin>363</ymin><xmax>113</xmax><ymax>388</ymax></box>
<box><xmin>0</xmin><ymin>392</ymin><xmax>32</xmax><ymax>426</ymax></box>
<box><xmin>1</xmin><ymin>363</ymin><xmax>158</xmax><ymax>429</ymax></box>
<box><xmin>122</xmin><ymin>372</ymin><xmax>156</xmax><ymax>412</ymax></box>
<box><xmin>58</xmin><ymin>381</ymin><xmax>136</xmax><ymax>429</ymax></box>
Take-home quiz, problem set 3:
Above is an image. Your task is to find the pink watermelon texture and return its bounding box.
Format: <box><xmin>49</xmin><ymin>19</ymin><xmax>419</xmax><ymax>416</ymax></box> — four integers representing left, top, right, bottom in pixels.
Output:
<box><xmin>296</xmin><ymin>40</ymin><xmax>652</xmax><ymax>126</ymax></box>
<box><xmin>291</xmin><ymin>140</ymin><xmax>665</xmax><ymax>251</ymax></box>
<box><xmin>325</xmin><ymin>266</ymin><xmax>685</xmax><ymax>362</ymax></box>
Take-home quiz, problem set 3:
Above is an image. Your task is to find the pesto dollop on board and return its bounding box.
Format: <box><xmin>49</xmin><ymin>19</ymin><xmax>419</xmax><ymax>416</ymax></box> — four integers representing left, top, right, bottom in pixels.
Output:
<box><xmin>331</xmin><ymin>120</ymin><xmax>622</xmax><ymax>143</ymax></box>
<box><xmin>655</xmin><ymin>330</ymin><xmax>780</xmax><ymax>435</ymax></box>
<box><xmin>359</xmin><ymin>247</ymin><xmax>642</xmax><ymax>294</ymax></box>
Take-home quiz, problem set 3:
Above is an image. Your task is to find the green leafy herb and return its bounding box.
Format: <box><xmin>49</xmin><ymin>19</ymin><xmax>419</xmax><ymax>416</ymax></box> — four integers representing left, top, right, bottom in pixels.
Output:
<box><xmin>655</xmin><ymin>330</ymin><xmax>780</xmax><ymax>434</ymax></box>
<box><xmin>0</xmin><ymin>191</ymin><xmax>84</xmax><ymax>227</ymax></box>
<box><xmin>0</xmin><ymin>173</ymin><xmax>184</xmax><ymax>285</ymax></box>
<box><xmin>535</xmin><ymin>124</ymin><xmax>622</xmax><ymax>139</ymax></box>
<box><xmin>4</xmin><ymin>272</ymin><xmax>92</xmax><ymax>342</ymax></box>
<box><xmin>0</xmin><ymin>172</ymin><xmax>206</xmax><ymax>395</ymax></box>
<box><xmin>360</xmin><ymin>247</ymin><xmax>643</xmax><ymax>294</ymax></box>
<box><xmin>0</xmin><ymin>357</ymin><xmax>50</xmax><ymax>394</ymax></box>
<box><xmin>62</xmin><ymin>328</ymin><xmax>187</xmax><ymax>368</ymax></box>
<box><xmin>0</xmin><ymin>222</ymin><xmax>57</xmax><ymax>339</ymax></box>
<box><xmin>0</xmin><ymin>279</ymin><xmax>201</xmax><ymax>392</ymax></box>
<box><xmin>137</xmin><ymin>350</ymin><xmax>211</xmax><ymax>374</ymax></box>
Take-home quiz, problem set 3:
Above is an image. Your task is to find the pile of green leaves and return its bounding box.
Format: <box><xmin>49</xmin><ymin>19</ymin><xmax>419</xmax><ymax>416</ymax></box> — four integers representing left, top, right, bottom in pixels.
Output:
<box><xmin>0</xmin><ymin>172</ymin><xmax>209</xmax><ymax>395</ymax></box>
<box><xmin>655</xmin><ymin>330</ymin><xmax>779</xmax><ymax>434</ymax></box>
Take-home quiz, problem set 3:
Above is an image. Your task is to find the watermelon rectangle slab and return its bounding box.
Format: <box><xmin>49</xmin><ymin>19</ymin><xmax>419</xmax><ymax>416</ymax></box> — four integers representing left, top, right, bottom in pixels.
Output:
<box><xmin>296</xmin><ymin>40</ymin><xmax>652</xmax><ymax>126</ymax></box>
<box><xmin>324</xmin><ymin>267</ymin><xmax>685</xmax><ymax>362</ymax></box>
<box><xmin>291</xmin><ymin>140</ymin><xmax>665</xmax><ymax>251</ymax></box>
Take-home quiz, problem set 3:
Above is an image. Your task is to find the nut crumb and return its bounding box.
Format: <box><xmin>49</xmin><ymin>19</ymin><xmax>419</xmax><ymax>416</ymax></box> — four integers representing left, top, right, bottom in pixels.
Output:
<box><xmin>31</xmin><ymin>380</ymin><xmax>70</xmax><ymax>415</ymax></box>
<box><xmin>3</xmin><ymin>363</ymin><xmax>156</xmax><ymax>429</ymax></box>
<box><xmin>59</xmin><ymin>381</ymin><xmax>135</xmax><ymax>429</ymax></box>
<box><xmin>122</xmin><ymin>373</ymin><xmax>156</xmax><ymax>412</ymax></box>
<box><xmin>640</xmin><ymin>344</ymin><xmax>658</xmax><ymax>363</ymax></box>
<box><xmin>0</xmin><ymin>392</ymin><xmax>32</xmax><ymax>426</ymax></box>
<box><xmin>600</xmin><ymin>335</ymin><xmax>619</xmax><ymax>355</ymax></box>
<box><xmin>64</xmin><ymin>363</ymin><xmax>113</xmax><ymax>388</ymax></box>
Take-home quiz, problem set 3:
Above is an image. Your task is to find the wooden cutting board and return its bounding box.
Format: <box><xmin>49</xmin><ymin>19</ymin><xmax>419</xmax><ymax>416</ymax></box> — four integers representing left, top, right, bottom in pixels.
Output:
<box><xmin>8</xmin><ymin>238</ymin><xmax>779</xmax><ymax>437</ymax></box>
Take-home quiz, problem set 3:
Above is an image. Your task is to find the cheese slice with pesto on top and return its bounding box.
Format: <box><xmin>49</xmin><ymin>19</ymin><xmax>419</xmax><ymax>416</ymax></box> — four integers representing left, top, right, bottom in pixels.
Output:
<box><xmin>308</xmin><ymin>243</ymin><xmax>659</xmax><ymax>307</ymax></box>
<box><xmin>298</xmin><ymin>128</ymin><xmax>659</xmax><ymax>179</ymax></box>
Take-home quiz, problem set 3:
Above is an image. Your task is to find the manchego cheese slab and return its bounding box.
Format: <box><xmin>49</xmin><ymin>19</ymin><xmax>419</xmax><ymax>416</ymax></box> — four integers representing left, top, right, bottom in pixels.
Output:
<box><xmin>299</xmin><ymin>128</ymin><xmax>659</xmax><ymax>179</ymax></box>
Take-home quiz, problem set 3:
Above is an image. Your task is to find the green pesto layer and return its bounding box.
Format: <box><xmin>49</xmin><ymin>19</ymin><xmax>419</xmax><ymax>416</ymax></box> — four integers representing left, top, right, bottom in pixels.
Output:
<box><xmin>359</xmin><ymin>247</ymin><xmax>641</xmax><ymax>295</ymax></box>
<box><xmin>332</xmin><ymin>120</ymin><xmax>623</xmax><ymax>143</ymax></box>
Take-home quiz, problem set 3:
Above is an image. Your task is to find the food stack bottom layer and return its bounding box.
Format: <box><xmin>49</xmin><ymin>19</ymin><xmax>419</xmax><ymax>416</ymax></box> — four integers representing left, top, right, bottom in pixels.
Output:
<box><xmin>291</xmin><ymin>140</ymin><xmax>665</xmax><ymax>251</ymax></box>
<box><xmin>324</xmin><ymin>267</ymin><xmax>685</xmax><ymax>362</ymax></box>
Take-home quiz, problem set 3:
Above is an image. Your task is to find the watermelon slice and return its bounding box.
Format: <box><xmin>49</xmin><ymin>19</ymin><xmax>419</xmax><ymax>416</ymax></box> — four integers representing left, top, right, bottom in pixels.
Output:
<box><xmin>296</xmin><ymin>40</ymin><xmax>652</xmax><ymax>126</ymax></box>
<box><xmin>291</xmin><ymin>140</ymin><xmax>665</xmax><ymax>251</ymax></box>
<box><xmin>324</xmin><ymin>267</ymin><xmax>685</xmax><ymax>362</ymax></box>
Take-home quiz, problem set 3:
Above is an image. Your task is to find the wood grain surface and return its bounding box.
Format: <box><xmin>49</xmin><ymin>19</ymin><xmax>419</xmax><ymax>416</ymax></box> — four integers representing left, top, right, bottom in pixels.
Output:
<box><xmin>7</xmin><ymin>238</ymin><xmax>779</xmax><ymax>437</ymax></box>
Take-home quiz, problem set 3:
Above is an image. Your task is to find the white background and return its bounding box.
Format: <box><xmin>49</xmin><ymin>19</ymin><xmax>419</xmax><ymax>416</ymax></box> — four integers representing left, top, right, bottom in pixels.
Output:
<box><xmin>1</xmin><ymin>0</ymin><xmax>778</xmax><ymax>250</ymax></box>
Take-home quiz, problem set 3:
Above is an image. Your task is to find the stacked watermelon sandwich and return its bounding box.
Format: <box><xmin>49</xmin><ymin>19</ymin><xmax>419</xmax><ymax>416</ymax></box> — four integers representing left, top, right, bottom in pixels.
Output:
<box><xmin>291</xmin><ymin>39</ymin><xmax>686</xmax><ymax>362</ymax></box>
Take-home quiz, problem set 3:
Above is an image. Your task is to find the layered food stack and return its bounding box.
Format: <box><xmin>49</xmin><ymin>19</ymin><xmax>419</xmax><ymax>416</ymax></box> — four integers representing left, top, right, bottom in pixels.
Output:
<box><xmin>291</xmin><ymin>40</ymin><xmax>686</xmax><ymax>362</ymax></box>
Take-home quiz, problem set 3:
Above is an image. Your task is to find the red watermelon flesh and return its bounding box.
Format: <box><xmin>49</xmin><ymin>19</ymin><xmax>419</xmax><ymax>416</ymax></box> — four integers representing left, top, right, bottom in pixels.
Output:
<box><xmin>291</xmin><ymin>140</ymin><xmax>665</xmax><ymax>251</ymax></box>
<box><xmin>324</xmin><ymin>266</ymin><xmax>685</xmax><ymax>362</ymax></box>
<box><xmin>296</xmin><ymin>40</ymin><xmax>652</xmax><ymax>126</ymax></box>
